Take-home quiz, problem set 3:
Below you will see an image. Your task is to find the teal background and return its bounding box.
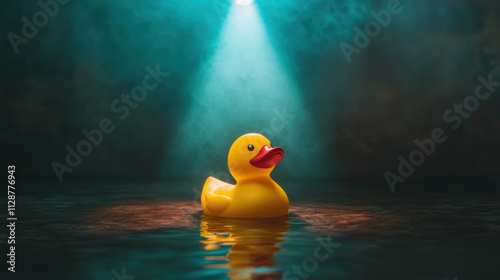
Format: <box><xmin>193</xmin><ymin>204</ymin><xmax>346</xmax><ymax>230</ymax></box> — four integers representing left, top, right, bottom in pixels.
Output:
<box><xmin>2</xmin><ymin>0</ymin><xmax>500</xmax><ymax>183</ymax></box>
<box><xmin>2</xmin><ymin>2</ymin><xmax>500</xmax><ymax>280</ymax></box>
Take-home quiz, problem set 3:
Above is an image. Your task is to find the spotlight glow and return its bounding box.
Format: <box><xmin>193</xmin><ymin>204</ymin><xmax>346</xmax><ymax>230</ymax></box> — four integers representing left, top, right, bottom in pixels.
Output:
<box><xmin>167</xmin><ymin>2</ymin><xmax>322</xmax><ymax>178</ymax></box>
<box><xmin>235</xmin><ymin>0</ymin><xmax>254</xmax><ymax>5</ymax></box>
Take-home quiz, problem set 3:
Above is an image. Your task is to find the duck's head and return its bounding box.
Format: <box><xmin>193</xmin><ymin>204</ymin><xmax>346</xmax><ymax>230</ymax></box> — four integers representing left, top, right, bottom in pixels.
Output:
<box><xmin>228</xmin><ymin>133</ymin><xmax>284</xmax><ymax>182</ymax></box>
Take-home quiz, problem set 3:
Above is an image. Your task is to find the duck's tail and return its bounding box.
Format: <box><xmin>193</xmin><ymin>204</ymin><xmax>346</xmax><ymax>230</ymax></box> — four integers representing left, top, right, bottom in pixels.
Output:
<box><xmin>201</xmin><ymin>177</ymin><xmax>233</xmax><ymax>215</ymax></box>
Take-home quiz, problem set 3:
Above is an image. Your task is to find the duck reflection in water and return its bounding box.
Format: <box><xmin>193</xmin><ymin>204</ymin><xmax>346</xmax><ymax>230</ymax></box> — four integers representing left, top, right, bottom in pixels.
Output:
<box><xmin>200</xmin><ymin>214</ymin><xmax>290</xmax><ymax>280</ymax></box>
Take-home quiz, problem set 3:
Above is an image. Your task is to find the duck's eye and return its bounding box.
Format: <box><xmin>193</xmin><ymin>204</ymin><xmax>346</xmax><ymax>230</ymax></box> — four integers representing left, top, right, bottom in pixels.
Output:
<box><xmin>247</xmin><ymin>144</ymin><xmax>254</xmax><ymax>151</ymax></box>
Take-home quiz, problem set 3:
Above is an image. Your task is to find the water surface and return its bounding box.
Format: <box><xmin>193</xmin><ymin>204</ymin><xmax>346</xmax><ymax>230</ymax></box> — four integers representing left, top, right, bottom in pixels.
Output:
<box><xmin>10</xmin><ymin>180</ymin><xmax>500</xmax><ymax>279</ymax></box>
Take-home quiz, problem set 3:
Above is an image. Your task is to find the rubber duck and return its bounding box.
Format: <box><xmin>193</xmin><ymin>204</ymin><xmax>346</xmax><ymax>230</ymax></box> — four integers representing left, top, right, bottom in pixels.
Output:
<box><xmin>201</xmin><ymin>133</ymin><xmax>289</xmax><ymax>218</ymax></box>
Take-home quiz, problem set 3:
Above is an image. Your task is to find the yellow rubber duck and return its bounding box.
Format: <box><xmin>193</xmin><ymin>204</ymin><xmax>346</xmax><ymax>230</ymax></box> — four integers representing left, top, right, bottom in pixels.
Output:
<box><xmin>201</xmin><ymin>133</ymin><xmax>289</xmax><ymax>218</ymax></box>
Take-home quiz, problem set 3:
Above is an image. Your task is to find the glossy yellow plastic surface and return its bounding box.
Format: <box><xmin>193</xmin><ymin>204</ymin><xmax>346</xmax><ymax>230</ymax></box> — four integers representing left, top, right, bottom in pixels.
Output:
<box><xmin>201</xmin><ymin>133</ymin><xmax>289</xmax><ymax>218</ymax></box>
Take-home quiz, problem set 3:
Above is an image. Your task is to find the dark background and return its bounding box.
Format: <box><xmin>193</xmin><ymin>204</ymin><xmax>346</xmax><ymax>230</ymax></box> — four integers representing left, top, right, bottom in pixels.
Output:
<box><xmin>1</xmin><ymin>1</ymin><xmax>500</xmax><ymax>280</ymax></box>
<box><xmin>2</xmin><ymin>0</ymin><xmax>500</xmax><ymax>187</ymax></box>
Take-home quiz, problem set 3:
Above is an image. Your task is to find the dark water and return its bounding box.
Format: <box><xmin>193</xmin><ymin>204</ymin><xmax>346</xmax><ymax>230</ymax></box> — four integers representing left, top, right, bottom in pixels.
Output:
<box><xmin>5</xmin><ymin>180</ymin><xmax>500</xmax><ymax>279</ymax></box>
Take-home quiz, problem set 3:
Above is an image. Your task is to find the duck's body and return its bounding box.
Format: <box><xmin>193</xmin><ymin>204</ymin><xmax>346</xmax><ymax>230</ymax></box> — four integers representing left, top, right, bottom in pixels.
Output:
<box><xmin>202</xmin><ymin>177</ymin><xmax>289</xmax><ymax>218</ymax></box>
<box><xmin>201</xmin><ymin>133</ymin><xmax>289</xmax><ymax>218</ymax></box>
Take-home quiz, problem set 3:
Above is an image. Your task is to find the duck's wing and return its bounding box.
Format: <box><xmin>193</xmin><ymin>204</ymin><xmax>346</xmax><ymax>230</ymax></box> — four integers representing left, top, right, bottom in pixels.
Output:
<box><xmin>202</xmin><ymin>176</ymin><xmax>234</xmax><ymax>215</ymax></box>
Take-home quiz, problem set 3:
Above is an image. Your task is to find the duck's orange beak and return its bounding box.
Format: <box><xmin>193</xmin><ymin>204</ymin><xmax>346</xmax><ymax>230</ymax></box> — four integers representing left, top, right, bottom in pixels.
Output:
<box><xmin>250</xmin><ymin>145</ymin><xmax>284</xmax><ymax>168</ymax></box>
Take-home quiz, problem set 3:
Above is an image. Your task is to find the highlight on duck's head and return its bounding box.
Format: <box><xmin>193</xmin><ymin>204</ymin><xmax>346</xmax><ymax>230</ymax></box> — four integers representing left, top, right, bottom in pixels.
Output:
<box><xmin>227</xmin><ymin>133</ymin><xmax>284</xmax><ymax>181</ymax></box>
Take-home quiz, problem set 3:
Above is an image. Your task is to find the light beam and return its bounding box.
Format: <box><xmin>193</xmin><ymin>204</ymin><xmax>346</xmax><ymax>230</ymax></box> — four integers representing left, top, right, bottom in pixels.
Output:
<box><xmin>166</xmin><ymin>3</ymin><xmax>322</xmax><ymax>178</ymax></box>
